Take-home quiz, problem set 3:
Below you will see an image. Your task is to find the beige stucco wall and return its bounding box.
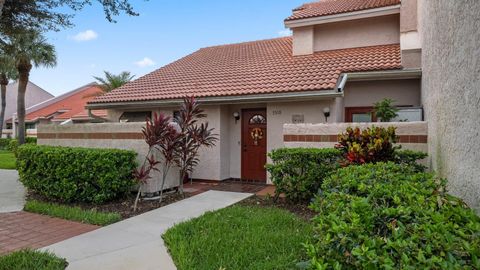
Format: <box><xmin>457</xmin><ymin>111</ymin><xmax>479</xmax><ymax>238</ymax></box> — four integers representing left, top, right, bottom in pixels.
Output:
<box><xmin>292</xmin><ymin>26</ymin><xmax>314</xmax><ymax>55</ymax></box>
<box><xmin>421</xmin><ymin>0</ymin><xmax>480</xmax><ymax>211</ymax></box>
<box><xmin>284</xmin><ymin>121</ymin><xmax>428</xmax><ymax>154</ymax></box>
<box><xmin>343</xmin><ymin>79</ymin><xmax>421</xmax><ymax>108</ymax></box>
<box><xmin>313</xmin><ymin>15</ymin><xmax>400</xmax><ymax>52</ymax></box>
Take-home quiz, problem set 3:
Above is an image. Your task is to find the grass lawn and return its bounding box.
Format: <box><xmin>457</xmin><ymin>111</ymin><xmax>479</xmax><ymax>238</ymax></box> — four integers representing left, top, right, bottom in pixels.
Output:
<box><xmin>24</xmin><ymin>200</ymin><xmax>122</xmax><ymax>226</ymax></box>
<box><xmin>0</xmin><ymin>150</ymin><xmax>16</xmax><ymax>170</ymax></box>
<box><xmin>163</xmin><ymin>205</ymin><xmax>313</xmax><ymax>270</ymax></box>
<box><xmin>0</xmin><ymin>249</ymin><xmax>67</xmax><ymax>270</ymax></box>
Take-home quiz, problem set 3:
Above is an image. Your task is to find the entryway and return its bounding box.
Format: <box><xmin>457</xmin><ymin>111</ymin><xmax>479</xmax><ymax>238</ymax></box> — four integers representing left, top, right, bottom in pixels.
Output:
<box><xmin>241</xmin><ymin>108</ymin><xmax>267</xmax><ymax>182</ymax></box>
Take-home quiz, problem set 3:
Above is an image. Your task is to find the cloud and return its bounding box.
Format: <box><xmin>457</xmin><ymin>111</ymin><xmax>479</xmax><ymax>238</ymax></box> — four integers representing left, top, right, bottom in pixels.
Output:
<box><xmin>134</xmin><ymin>57</ymin><xmax>155</xmax><ymax>67</ymax></box>
<box><xmin>72</xmin><ymin>30</ymin><xmax>98</xmax><ymax>41</ymax></box>
<box><xmin>278</xmin><ymin>29</ymin><xmax>292</xmax><ymax>37</ymax></box>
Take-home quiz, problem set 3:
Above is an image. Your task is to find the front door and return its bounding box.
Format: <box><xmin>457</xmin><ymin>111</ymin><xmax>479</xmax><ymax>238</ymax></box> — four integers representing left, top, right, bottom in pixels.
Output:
<box><xmin>241</xmin><ymin>109</ymin><xmax>267</xmax><ymax>182</ymax></box>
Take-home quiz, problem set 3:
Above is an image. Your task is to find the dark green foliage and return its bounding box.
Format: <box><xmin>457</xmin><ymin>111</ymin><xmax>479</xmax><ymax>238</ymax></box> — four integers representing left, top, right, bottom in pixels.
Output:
<box><xmin>394</xmin><ymin>149</ymin><xmax>428</xmax><ymax>172</ymax></box>
<box><xmin>163</xmin><ymin>205</ymin><xmax>313</xmax><ymax>270</ymax></box>
<box><xmin>266</xmin><ymin>148</ymin><xmax>341</xmax><ymax>202</ymax></box>
<box><xmin>0</xmin><ymin>249</ymin><xmax>67</xmax><ymax>270</ymax></box>
<box><xmin>0</xmin><ymin>138</ymin><xmax>10</xmax><ymax>150</ymax></box>
<box><xmin>17</xmin><ymin>145</ymin><xmax>136</xmax><ymax>204</ymax></box>
<box><xmin>0</xmin><ymin>137</ymin><xmax>36</xmax><ymax>152</ymax></box>
<box><xmin>306</xmin><ymin>162</ymin><xmax>480</xmax><ymax>269</ymax></box>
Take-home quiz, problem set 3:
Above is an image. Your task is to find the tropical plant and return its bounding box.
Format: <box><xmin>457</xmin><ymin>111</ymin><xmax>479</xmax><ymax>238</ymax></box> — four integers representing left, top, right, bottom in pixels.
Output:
<box><xmin>133</xmin><ymin>113</ymin><xmax>179</xmax><ymax>211</ymax></box>
<box><xmin>336</xmin><ymin>126</ymin><xmax>399</xmax><ymax>165</ymax></box>
<box><xmin>93</xmin><ymin>71</ymin><xmax>134</xmax><ymax>93</ymax></box>
<box><xmin>173</xmin><ymin>96</ymin><xmax>218</xmax><ymax>195</ymax></box>
<box><xmin>4</xmin><ymin>30</ymin><xmax>56</xmax><ymax>144</ymax></box>
<box><xmin>0</xmin><ymin>51</ymin><xmax>17</xmax><ymax>137</ymax></box>
<box><xmin>373</xmin><ymin>98</ymin><xmax>399</xmax><ymax>122</ymax></box>
<box><xmin>133</xmin><ymin>97</ymin><xmax>217</xmax><ymax>209</ymax></box>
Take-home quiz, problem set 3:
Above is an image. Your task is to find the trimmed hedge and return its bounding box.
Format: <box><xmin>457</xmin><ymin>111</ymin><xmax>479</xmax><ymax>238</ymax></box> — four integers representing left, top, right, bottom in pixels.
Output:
<box><xmin>266</xmin><ymin>148</ymin><xmax>341</xmax><ymax>202</ymax></box>
<box><xmin>0</xmin><ymin>137</ymin><xmax>37</xmax><ymax>153</ymax></box>
<box><xmin>17</xmin><ymin>145</ymin><xmax>137</xmax><ymax>204</ymax></box>
<box><xmin>306</xmin><ymin>162</ymin><xmax>480</xmax><ymax>269</ymax></box>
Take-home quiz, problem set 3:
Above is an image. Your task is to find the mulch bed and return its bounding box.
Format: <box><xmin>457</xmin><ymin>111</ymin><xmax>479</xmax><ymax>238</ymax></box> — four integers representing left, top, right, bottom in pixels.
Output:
<box><xmin>238</xmin><ymin>195</ymin><xmax>316</xmax><ymax>221</ymax></box>
<box><xmin>27</xmin><ymin>191</ymin><xmax>192</xmax><ymax>219</ymax></box>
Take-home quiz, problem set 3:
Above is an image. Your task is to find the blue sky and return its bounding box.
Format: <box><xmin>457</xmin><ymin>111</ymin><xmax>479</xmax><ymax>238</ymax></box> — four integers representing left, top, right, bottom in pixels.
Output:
<box><xmin>29</xmin><ymin>0</ymin><xmax>306</xmax><ymax>96</ymax></box>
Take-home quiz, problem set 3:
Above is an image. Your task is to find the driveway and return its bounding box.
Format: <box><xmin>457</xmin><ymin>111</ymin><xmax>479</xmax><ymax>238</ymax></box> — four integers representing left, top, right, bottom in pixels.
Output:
<box><xmin>0</xmin><ymin>169</ymin><xmax>25</xmax><ymax>213</ymax></box>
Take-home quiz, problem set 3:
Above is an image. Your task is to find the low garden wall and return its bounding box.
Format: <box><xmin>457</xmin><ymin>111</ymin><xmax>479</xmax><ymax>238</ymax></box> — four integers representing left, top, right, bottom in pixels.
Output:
<box><xmin>37</xmin><ymin>123</ymin><xmax>178</xmax><ymax>193</ymax></box>
<box><xmin>283</xmin><ymin>121</ymin><xmax>429</xmax><ymax>162</ymax></box>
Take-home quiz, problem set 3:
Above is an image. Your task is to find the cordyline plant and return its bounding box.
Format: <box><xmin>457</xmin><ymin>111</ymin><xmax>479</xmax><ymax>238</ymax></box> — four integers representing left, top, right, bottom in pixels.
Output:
<box><xmin>133</xmin><ymin>97</ymin><xmax>217</xmax><ymax>211</ymax></box>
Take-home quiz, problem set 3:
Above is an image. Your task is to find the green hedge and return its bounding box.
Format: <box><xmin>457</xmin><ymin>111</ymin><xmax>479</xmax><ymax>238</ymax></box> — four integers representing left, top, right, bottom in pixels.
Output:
<box><xmin>306</xmin><ymin>162</ymin><xmax>480</xmax><ymax>269</ymax></box>
<box><xmin>0</xmin><ymin>137</ymin><xmax>37</xmax><ymax>152</ymax></box>
<box><xmin>17</xmin><ymin>145</ymin><xmax>137</xmax><ymax>204</ymax></box>
<box><xmin>266</xmin><ymin>148</ymin><xmax>341</xmax><ymax>202</ymax></box>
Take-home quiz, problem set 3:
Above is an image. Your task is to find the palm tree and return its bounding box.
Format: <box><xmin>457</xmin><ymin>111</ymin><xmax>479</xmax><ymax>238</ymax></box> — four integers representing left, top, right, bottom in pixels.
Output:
<box><xmin>94</xmin><ymin>71</ymin><xmax>134</xmax><ymax>93</ymax></box>
<box><xmin>5</xmin><ymin>31</ymin><xmax>56</xmax><ymax>144</ymax></box>
<box><xmin>0</xmin><ymin>52</ymin><xmax>17</xmax><ymax>138</ymax></box>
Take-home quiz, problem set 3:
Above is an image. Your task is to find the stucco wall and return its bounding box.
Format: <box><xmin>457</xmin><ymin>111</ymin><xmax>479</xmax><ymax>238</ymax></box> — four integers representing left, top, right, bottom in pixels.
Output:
<box><xmin>343</xmin><ymin>79</ymin><xmax>421</xmax><ymax>108</ymax></box>
<box><xmin>283</xmin><ymin>121</ymin><xmax>428</xmax><ymax>154</ymax></box>
<box><xmin>421</xmin><ymin>0</ymin><xmax>480</xmax><ymax>211</ymax></box>
<box><xmin>313</xmin><ymin>15</ymin><xmax>400</xmax><ymax>52</ymax></box>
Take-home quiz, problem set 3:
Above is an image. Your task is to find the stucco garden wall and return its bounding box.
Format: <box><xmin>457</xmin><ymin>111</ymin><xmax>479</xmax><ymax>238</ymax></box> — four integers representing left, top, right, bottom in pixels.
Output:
<box><xmin>283</xmin><ymin>121</ymin><xmax>428</xmax><ymax>155</ymax></box>
<box><xmin>421</xmin><ymin>0</ymin><xmax>480</xmax><ymax>211</ymax></box>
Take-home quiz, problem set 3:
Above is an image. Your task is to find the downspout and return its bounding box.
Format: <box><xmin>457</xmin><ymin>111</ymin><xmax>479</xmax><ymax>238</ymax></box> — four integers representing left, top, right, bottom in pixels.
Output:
<box><xmin>88</xmin><ymin>108</ymin><xmax>109</xmax><ymax>123</ymax></box>
<box><xmin>336</xmin><ymin>74</ymin><xmax>348</xmax><ymax>92</ymax></box>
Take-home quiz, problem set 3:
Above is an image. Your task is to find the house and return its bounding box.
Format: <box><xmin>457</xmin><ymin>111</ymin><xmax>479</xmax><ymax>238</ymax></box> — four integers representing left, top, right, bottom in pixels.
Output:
<box><xmin>7</xmin><ymin>83</ymin><xmax>106</xmax><ymax>137</ymax></box>
<box><xmin>1</xmin><ymin>81</ymin><xmax>53</xmax><ymax>138</ymax></box>
<box><xmin>48</xmin><ymin>0</ymin><xmax>423</xmax><ymax>184</ymax></box>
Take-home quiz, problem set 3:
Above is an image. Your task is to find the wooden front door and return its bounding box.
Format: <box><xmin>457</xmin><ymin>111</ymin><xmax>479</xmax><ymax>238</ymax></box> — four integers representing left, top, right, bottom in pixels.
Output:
<box><xmin>241</xmin><ymin>109</ymin><xmax>267</xmax><ymax>182</ymax></box>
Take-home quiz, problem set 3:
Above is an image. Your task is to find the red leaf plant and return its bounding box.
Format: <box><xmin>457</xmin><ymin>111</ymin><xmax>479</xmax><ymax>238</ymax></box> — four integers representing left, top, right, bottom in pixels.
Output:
<box><xmin>133</xmin><ymin>97</ymin><xmax>218</xmax><ymax>210</ymax></box>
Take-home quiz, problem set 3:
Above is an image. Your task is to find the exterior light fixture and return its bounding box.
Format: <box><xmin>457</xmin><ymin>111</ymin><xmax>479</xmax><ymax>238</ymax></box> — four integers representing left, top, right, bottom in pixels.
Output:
<box><xmin>323</xmin><ymin>107</ymin><xmax>330</xmax><ymax>122</ymax></box>
<box><xmin>233</xmin><ymin>112</ymin><xmax>240</xmax><ymax>123</ymax></box>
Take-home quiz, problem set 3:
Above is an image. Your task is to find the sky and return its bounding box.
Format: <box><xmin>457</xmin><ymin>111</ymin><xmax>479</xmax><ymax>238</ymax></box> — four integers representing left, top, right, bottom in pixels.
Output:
<box><xmin>29</xmin><ymin>0</ymin><xmax>306</xmax><ymax>96</ymax></box>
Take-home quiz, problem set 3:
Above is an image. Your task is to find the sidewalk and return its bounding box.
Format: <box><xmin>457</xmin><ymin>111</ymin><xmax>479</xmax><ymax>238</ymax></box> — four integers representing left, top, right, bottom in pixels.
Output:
<box><xmin>0</xmin><ymin>169</ymin><xmax>24</xmax><ymax>213</ymax></box>
<box><xmin>41</xmin><ymin>190</ymin><xmax>252</xmax><ymax>270</ymax></box>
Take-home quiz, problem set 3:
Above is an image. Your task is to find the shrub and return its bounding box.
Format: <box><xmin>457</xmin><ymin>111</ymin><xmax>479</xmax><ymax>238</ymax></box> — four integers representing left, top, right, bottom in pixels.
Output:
<box><xmin>5</xmin><ymin>137</ymin><xmax>37</xmax><ymax>155</ymax></box>
<box><xmin>266</xmin><ymin>148</ymin><xmax>341</xmax><ymax>202</ymax></box>
<box><xmin>0</xmin><ymin>138</ymin><xmax>11</xmax><ymax>150</ymax></box>
<box><xmin>17</xmin><ymin>145</ymin><xmax>137</xmax><ymax>204</ymax></box>
<box><xmin>305</xmin><ymin>162</ymin><xmax>480</xmax><ymax>269</ymax></box>
<box><xmin>394</xmin><ymin>149</ymin><xmax>428</xmax><ymax>172</ymax></box>
<box><xmin>373</xmin><ymin>98</ymin><xmax>399</xmax><ymax>122</ymax></box>
<box><xmin>336</xmin><ymin>126</ymin><xmax>399</xmax><ymax>165</ymax></box>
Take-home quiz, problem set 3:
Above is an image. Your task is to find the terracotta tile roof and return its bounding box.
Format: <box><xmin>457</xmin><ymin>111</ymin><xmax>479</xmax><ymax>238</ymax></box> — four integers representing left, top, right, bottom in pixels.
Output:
<box><xmin>24</xmin><ymin>85</ymin><xmax>104</xmax><ymax>122</ymax></box>
<box><xmin>285</xmin><ymin>0</ymin><xmax>401</xmax><ymax>21</ymax></box>
<box><xmin>71</xmin><ymin>110</ymin><xmax>107</xmax><ymax>120</ymax></box>
<box><xmin>90</xmin><ymin>38</ymin><xmax>401</xmax><ymax>104</ymax></box>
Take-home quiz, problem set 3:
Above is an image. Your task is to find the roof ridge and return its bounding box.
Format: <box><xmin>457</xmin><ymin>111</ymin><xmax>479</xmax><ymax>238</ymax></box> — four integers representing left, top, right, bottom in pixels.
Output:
<box><xmin>199</xmin><ymin>36</ymin><xmax>291</xmax><ymax>50</ymax></box>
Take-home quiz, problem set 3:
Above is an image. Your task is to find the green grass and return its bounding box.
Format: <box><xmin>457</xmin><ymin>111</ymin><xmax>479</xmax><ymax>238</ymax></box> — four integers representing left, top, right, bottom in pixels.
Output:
<box><xmin>0</xmin><ymin>150</ymin><xmax>16</xmax><ymax>170</ymax></box>
<box><xmin>163</xmin><ymin>205</ymin><xmax>313</xmax><ymax>270</ymax></box>
<box><xmin>24</xmin><ymin>200</ymin><xmax>122</xmax><ymax>226</ymax></box>
<box><xmin>0</xmin><ymin>249</ymin><xmax>67</xmax><ymax>270</ymax></box>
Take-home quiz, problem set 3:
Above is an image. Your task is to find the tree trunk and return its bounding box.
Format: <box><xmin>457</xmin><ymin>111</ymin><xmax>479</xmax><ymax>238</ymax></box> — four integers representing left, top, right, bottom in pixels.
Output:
<box><xmin>0</xmin><ymin>0</ymin><xmax>5</xmax><ymax>18</ymax></box>
<box><xmin>0</xmin><ymin>74</ymin><xmax>7</xmax><ymax>138</ymax></box>
<box><xmin>17</xmin><ymin>68</ymin><xmax>30</xmax><ymax>145</ymax></box>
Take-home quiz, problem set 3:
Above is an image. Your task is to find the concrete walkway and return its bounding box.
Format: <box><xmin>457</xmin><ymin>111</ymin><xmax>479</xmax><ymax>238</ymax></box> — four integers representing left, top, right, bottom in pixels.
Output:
<box><xmin>41</xmin><ymin>190</ymin><xmax>252</xmax><ymax>270</ymax></box>
<box><xmin>0</xmin><ymin>169</ymin><xmax>25</xmax><ymax>213</ymax></box>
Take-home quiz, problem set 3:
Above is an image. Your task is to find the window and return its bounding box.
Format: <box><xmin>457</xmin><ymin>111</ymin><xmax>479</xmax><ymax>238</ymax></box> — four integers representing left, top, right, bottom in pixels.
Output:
<box><xmin>173</xmin><ymin>110</ymin><xmax>180</xmax><ymax>121</ymax></box>
<box><xmin>25</xmin><ymin>123</ymin><xmax>37</xmax><ymax>129</ymax></box>
<box><xmin>345</xmin><ymin>107</ymin><xmax>377</xmax><ymax>123</ymax></box>
<box><xmin>249</xmin><ymin>114</ymin><xmax>266</xmax><ymax>124</ymax></box>
<box><xmin>119</xmin><ymin>111</ymin><xmax>151</xmax><ymax>122</ymax></box>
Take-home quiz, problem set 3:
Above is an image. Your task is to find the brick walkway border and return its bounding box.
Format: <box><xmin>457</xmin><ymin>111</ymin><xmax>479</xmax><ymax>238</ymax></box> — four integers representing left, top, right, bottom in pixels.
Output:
<box><xmin>0</xmin><ymin>212</ymin><xmax>98</xmax><ymax>255</ymax></box>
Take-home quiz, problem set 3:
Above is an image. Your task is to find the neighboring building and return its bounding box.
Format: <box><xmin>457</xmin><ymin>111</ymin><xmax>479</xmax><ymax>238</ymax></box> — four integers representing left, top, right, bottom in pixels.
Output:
<box><xmin>83</xmin><ymin>0</ymin><xmax>423</xmax><ymax>183</ymax></box>
<box><xmin>421</xmin><ymin>0</ymin><xmax>480</xmax><ymax>212</ymax></box>
<box><xmin>1</xmin><ymin>81</ymin><xmax>53</xmax><ymax>138</ymax></box>
<box><xmin>7</xmin><ymin>83</ymin><xmax>106</xmax><ymax>137</ymax></box>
